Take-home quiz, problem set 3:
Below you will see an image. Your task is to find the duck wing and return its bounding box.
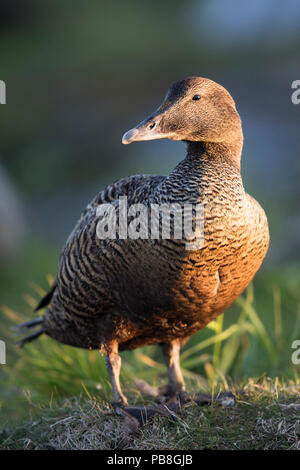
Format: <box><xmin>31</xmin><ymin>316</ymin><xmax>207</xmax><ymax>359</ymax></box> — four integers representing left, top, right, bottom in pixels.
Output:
<box><xmin>37</xmin><ymin>174</ymin><xmax>165</xmax><ymax>312</ymax></box>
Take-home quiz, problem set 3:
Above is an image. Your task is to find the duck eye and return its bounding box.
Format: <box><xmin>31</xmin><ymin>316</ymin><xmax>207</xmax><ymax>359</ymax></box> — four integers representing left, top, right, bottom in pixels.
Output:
<box><xmin>149</xmin><ymin>122</ymin><xmax>156</xmax><ymax>129</ymax></box>
<box><xmin>192</xmin><ymin>94</ymin><xmax>201</xmax><ymax>101</ymax></box>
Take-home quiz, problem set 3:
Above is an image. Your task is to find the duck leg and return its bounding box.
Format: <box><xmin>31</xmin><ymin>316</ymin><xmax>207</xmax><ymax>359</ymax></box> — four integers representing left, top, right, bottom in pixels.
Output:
<box><xmin>134</xmin><ymin>339</ymin><xmax>187</xmax><ymax>408</ymax></box>
<box><xmin>163</xmin><ymin>340</ymin><xmax>238</xmax><ymax>408</ymax></box>
<box><xmin>161</xmin><ymin>339</ymin><xmax>186</xmax><ymax>398</ymax></box>
<box><xmin>135</xmin><ymin>340</ymin><xmax>236</xmax><ymax>409</ymax></box>
<box><xmin>105</xmin><ymin>342</ymin><xmax>176</xmax><ymax>426</ymax></box>
<box><xmin>104</xmin><ymin>342</ymin><xmax>128</xmax><ymax>407</ymax></box>
<box><xmin>161</xmin><ymin>340</ymin><xmax>236</xmax><ymax>407</ymax></box>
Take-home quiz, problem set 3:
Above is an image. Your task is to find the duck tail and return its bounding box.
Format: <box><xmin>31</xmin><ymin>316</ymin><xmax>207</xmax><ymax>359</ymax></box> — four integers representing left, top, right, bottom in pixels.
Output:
<box><xmin>13</xmin><ymin>281</ymin><xmax>56</xmax><ymax>348</ymax></box>
<box><xmin>34</xmin><ymin>281</ymin><xmax>57</xmax><ymax>312</ymax></box>
<box><xmin>13</xmin><ymin>317</ymin><xmax>46</xmax><ymax>348</ymax></box>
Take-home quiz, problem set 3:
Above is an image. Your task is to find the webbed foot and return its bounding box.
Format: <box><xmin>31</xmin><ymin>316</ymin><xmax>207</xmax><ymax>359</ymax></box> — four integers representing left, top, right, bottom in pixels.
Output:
<box><xmin>178</xmin><ymin>390</ymin><xmax>236</xmax><ymax>407</ymax></box>
<box><xmin>115</xmin><ymin>403</ymin><xmax>177</xmax><ymax>427</ymax></box>
<box><xmin>134</xmin><ymin>379</ymin><xmax>237</xmax><ymax>408</ymax></box>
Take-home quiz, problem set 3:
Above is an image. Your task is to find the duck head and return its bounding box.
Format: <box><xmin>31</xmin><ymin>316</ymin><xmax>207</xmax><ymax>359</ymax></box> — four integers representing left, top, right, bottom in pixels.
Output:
<box><xmin>122</xmin><ymin>77</ymin><xmax>243</xmax><ymax>161</ymax></box>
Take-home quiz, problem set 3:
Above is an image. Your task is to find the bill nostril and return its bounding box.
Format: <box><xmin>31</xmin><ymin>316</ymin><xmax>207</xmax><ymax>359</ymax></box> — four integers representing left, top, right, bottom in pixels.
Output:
<box><xmin>149</xmin><ymin>122</ymin><xmax>156</xmax><ymax>129</ymax></box>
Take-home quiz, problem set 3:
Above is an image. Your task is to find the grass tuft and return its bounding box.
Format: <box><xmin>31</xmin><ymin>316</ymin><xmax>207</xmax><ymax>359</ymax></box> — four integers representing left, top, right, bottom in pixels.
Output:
<box><xmin>0</xmin><ymin>377</ymin><xmax>299</xmax><ymax>450</ymax></box>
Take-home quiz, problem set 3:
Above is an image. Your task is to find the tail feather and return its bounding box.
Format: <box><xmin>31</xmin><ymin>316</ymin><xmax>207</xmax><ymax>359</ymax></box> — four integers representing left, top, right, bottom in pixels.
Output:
<box><xmin>15</xmin><ymin>328</ymin><xmax>45</xmax><ymax>348</ymax></box>
<box><xmin>14</xmin><ymin>317</ymin><xmax>45</xmax><ymax>348</ymax></box>
<box><xmin>13</xmin><ymin>317</ymin><xmax>43</xmax><ymax>332</ymax></box>
<box><xmin>13</xmin><ymin>281</ymin><xmax>56</xmax><ymax>348</ymax></box>
<box><xmin>34</xmin><ymin>281</ymin><xmax>57</xmax><ymax>312</ymax></box>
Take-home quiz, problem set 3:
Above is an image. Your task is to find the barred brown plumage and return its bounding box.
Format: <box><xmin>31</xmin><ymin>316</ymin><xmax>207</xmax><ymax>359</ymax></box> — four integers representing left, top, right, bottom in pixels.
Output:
<box><xmin>17</xmin><ymin>77</ymin><xmax>269</xmax><ymax>424</ymax></box>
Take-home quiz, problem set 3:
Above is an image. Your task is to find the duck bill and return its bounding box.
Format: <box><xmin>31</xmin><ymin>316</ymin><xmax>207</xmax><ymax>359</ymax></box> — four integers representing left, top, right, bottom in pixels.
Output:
<box><xmin>122</xmin><ymin>109</ymin><xmax>175</xmax><ymax>145</ymax></box>
<box><xmin>122</xmin><ymin>126</ymin><xmax>165</xmax><ymax>145</ymax></box>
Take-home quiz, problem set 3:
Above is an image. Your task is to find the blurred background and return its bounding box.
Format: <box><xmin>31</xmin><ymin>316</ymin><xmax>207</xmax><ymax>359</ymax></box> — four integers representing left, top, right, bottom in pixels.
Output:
<box><xmin>0</xmin><ymin>0</ymin><xmax>299</xmax><ymax>421</ymax></box>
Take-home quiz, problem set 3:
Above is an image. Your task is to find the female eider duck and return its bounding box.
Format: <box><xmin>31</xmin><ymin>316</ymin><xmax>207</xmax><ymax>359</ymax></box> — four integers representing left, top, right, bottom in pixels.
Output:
<box><xmin>17</xmin><ymin>77</ymin><xmax>269</xmax><ymax>423</ymax></box>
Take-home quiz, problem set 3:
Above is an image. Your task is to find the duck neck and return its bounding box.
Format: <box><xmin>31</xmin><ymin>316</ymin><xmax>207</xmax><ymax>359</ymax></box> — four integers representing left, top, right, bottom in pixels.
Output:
<box><xmin>185</xmin><ymin>140</ymin><xmax>242</xmax><ymax>171</ymax></box>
